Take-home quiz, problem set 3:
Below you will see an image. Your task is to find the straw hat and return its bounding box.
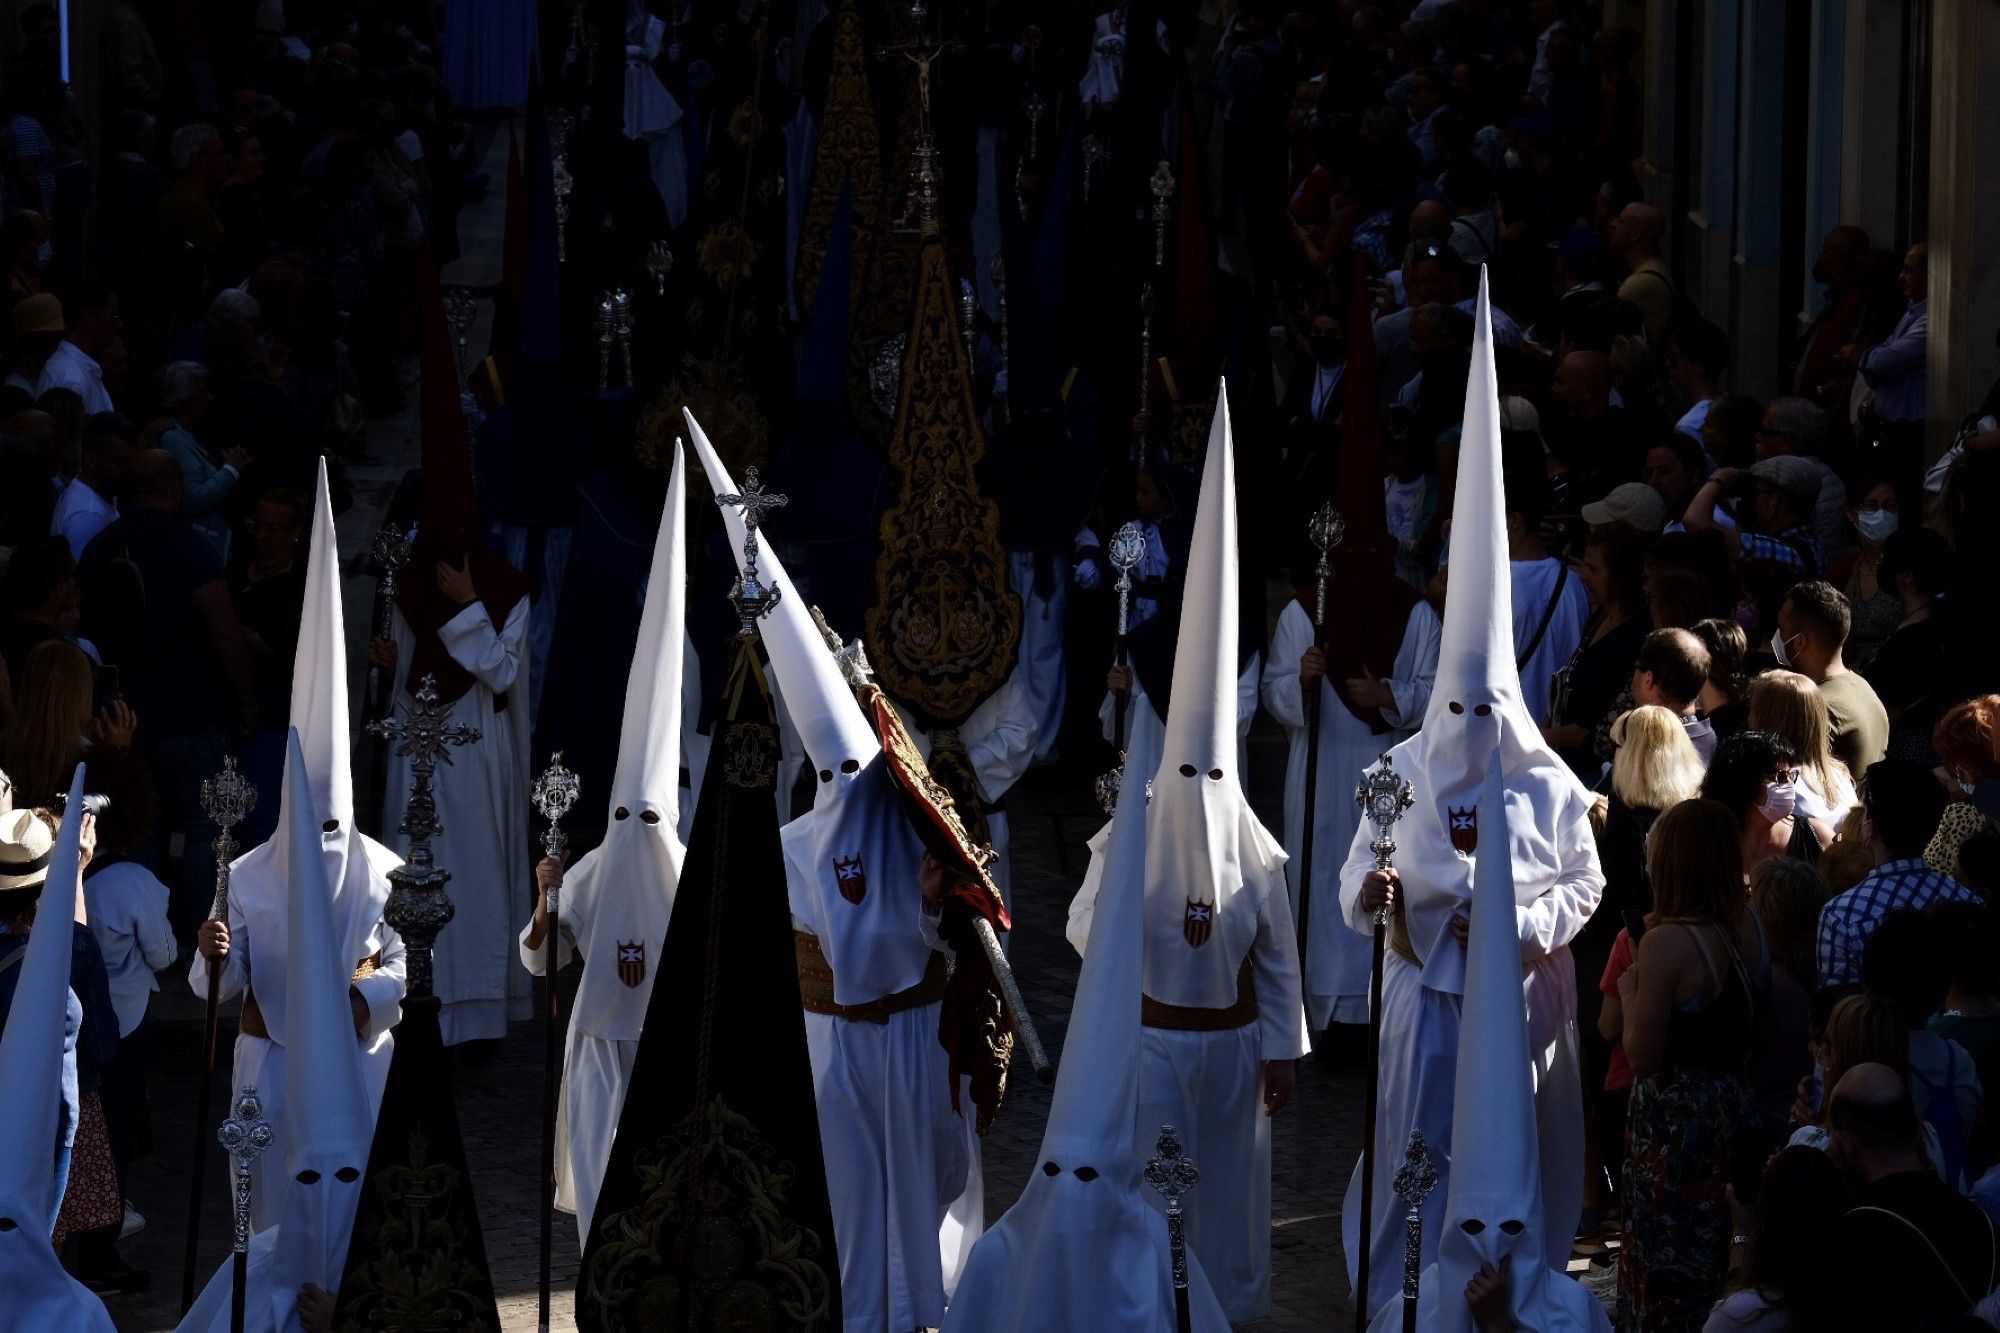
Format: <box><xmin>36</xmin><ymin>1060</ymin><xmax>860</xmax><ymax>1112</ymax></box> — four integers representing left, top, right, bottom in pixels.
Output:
<box><xmin>0</xmin><ymin>808</ymin><xmax>55</xmax><ymax>891</ymax></box>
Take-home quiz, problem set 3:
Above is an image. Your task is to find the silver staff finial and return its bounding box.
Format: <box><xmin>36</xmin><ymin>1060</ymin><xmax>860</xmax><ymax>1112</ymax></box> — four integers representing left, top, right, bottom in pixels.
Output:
<box><xmin>530</xmin><ymin>752</ymin><xmax>581</xmax><ymax>914</ymax></box>
<box><xmin>646</xmin><ymin>239</ymin><xmax>674</xmax><ymax>297</ymax></box>
<box><xmin>714</xmin><ymin>461</ymin><xmax>789</xmax><ymax>636</ymax></box>
<box><xmin>1356</xmin><ymin>753</ymin><xmax>1415</xmax><ymax>928</ymax></box>
<box><xmin>367</xmin><ymin>673</ymin><xmax>481</xmax><ymax>996</ymax></box>
<box><xmin>444</xmin><ymin>287</ymin><xmax>476</xmax><ymax>384</ymax></box>
<box><xmin>1309</xmin><ymin>501</ymin><xmax>1346</xmax><ymax>629</ymax></box>
<box><xmin>1109</xmin><ymin>521</ymin><xmax>1146</xmax><ymax>637</ymax></box>
<box><xmin>218</xmin><ymin>1086</ymin><xmax>275</xmax><ymax>1256</ymax></box>
<box><xmin>199</xmin><ymin>757</ymin><xmax>256</xmax><ymax>923</ymax></box>
<box><xmin>1146</xmin><ymin>1125</ymin><xmax>1201</xmax><ymax>1326</ymax></box>
<box><xmin>1393</xmin><ymin>1128</ymin><xmax>1440</xmax><ymax>1304</ymax></box>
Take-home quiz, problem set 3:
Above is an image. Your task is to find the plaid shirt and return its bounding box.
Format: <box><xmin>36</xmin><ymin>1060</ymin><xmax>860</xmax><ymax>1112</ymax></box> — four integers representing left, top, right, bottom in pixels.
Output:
<box><xmin>1738</xmin><ymin>522</ymin><xmax>1823</xmax><ymax>577</ymax></box>
<box><xmin>1818</xmin><ymin>858</ymin><xmax>1982</xmax><ymax>987</ymax></box>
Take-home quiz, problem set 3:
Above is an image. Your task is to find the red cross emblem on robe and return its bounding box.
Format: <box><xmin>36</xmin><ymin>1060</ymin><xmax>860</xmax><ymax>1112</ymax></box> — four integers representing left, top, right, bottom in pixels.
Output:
<box><xmin>1183</xmin><ymin>899</ymin><xmax>1213</xmax><ymax>948</ymax></box>
<box><xmin>1448</xmin><ymin>806</ymin><xmax>1478</xmax><ymax>855</ymax></box>
<box><xmin>616</xmin><ymin>940</ymin><xmax>646</xmax><ymax>988</ymax></box>
<box><xmin>834</xmin><ymin>855</ymin><xmax>867</xmax><ymax>904</ymax></box>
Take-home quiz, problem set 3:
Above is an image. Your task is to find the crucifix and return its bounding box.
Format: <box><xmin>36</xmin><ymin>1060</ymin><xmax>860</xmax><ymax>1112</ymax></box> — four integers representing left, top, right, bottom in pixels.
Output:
<box><xmin>712</xmin><ymin>460</ymin><xmax>789</xmax><ymax>635</ymax></box>
<box><xmin>367</xmin><ymin>673</ymin><xmax>481</xmax><ymax>997</ymax></box>
<box><xmin>875</xmin><ymin>0</ymin><xmax>962</xmax><ymax>230</ymax></box>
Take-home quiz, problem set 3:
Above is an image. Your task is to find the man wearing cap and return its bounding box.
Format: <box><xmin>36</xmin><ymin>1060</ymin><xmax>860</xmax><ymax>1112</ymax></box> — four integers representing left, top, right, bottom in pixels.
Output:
<box><xmin>1752</xmin><ymin>397</ymin><xmax>1848</xmax><ymax>553</ymax></box>
<box><xmin>1683</xmin><ymin>453</ymin><xmax>1825</xmax><ymax>578</ymax></box>
<box><xmin>6</xmin><ymin>285</ymin><xmax>117</xmax><ymax>414</ymax></box>
<box><xmin>1580</xmin><ymin>481</ymin><xmax>1666</xmax><ymax>537</ymax></box>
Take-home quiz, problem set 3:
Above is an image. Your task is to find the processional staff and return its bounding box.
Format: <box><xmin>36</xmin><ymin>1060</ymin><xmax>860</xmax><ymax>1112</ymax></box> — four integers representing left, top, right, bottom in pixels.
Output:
<box><xmin>1146</xmin><ymin>1124</ymin><xmax>1202</xmax><ymax>1333</ymax></box>
<box><xmin>529</xmin><ymin>752</ymin><xmax>580</xmax><ymax>1333</ymax></box>
<box><xmin>1353</xmin><ymin>753</ymin><xmax>1414</xmax><ymax>1330</ymax></box>
<box><xmin>217</xmin><ymin>1086</ymin><xmax>275</xmax><ymax>1333</ymax></box>
<box><xmin>1095</xmin><ymin>520</ymin><xmax>1146</xmax><ymax>815</ymax></box>
<box><xmin>180</xmin><ymin>757</ymin><xmax>256</xmax><ymax>1314</ymax></box>
<box><xmin>1293</xmin><ymin>500</ymin><xmax>1345</xmax><ymax>965</ymax></box>
<box><xmin>364</xmin><ymin>524</ymin><xmax>411</xmax><ymax>837</ymax></box>
<box><xmin>1393</xmin><ymin>1129</ymin><xmax>1439</xmax><ymax>1333</ymax></box>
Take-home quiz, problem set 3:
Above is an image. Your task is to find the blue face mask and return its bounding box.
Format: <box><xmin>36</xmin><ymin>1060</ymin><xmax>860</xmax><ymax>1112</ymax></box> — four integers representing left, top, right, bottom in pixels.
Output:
<box><xmin>1856</xmin><ymin>507</ymin><xmax>1899</xmax><ymax>544</ymax></box>
<box><xmin>34</xmin><ymin>240</ymin><xmax>51</xmax><ymax>267</ymax></box>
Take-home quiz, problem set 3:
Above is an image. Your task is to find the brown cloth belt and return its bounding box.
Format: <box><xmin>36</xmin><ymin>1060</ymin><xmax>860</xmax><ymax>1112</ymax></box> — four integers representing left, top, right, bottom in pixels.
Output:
<box><xmin>1142</xmin><ymin>958</ymin><xmax>1260</xmax><ymax>1032</ymax></box>
<box><xmin>1388</xmin><ymin>907</ymin><xmax>1419</xmax><ymax>968</ymax></box>
<box><xmin>239</xmin><ymin>952</ymin><xmax>383</xmax><ymax>1040</ymax></box>
<box><xmin>794</xmin><ymin>931</ymin><xmax>948</xmax><ymax>1024</ymax></box>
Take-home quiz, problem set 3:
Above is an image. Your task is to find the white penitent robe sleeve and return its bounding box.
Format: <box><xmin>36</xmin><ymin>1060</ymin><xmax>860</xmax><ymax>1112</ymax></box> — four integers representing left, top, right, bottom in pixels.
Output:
<box><xmin>1384</xmin><ymin>606</ymin><xmax>1441</xmax><ymax>728</ymax></box>
<box><xmin>187</xmin><ymin>890</ymin><xmax>250</xmax><ymax>1002</ymax></box>
<box><xmin>964</xmin><ymin>668</ymin><xmax>1040</xmax><ymax>804</ymax></box>
<box><xmin>1251</xmin><ymin>862</ymin><xmax>1311</xmax><ymax>1061</ymax></box>
<box><xmin>518</xmin><ymin>912</ymin><xmax>579</xmax><ymax>975</ymax></box>
<box><xmin>352</xmin><ymin>923</ymin><xmax>406</xmax><ymax>1041</ymax></box>
<box><xmin>1513</xmin><ymin>792</ymin><xmax>1603</xmax><ymax>965</ymax></box>
<box><xmin>437</xmin><ymin>599</ymin><xmax>527</xmax><ymax>694</ymax></box>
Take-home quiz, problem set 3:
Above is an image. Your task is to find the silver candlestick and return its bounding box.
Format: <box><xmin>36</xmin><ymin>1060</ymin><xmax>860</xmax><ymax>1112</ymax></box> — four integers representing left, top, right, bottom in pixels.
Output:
<box><xmin>646</xmin><ymin>240</ymin><xmax>674</xmax><ymax>297</ymax></box>
<box><xmin>712</xmin><ymin>460</ymin><xmax>789</xmax><ymax>635</ymax></box>
<box><xmin>1356</xmin><ymin>753</ymin><xmax>1414</xmax><ymax>929</ymax></box>
<box><xmin>1393</xmin><ymin>1128</ymin><xmax>1439</xmax><ymax>1312</ymax></box>
<box><xmin>217</xmin><ymin>1086</ymin><xmax>275</xmax><ymax>1258</ymax></box>
<box><xmin>1146</xmin><ymin>1125</ymin><xmax>1201</xmax><ymax>1333</ymax></box>
<box><xmin>366</xmin><ymin>674</ymin><xmax>481</xmax><ymax>997</ymax></box>
<box><xmin>1150</xmin><ymin>159</ymin><xmax>1176</xmax><ymax>267</ymax></box>
<box><xmin>199</xmin><ymin>758</ymin><xmax>256</xmax><ymax>925</ymax></box>
<box><xmin>530</xmin><ymin>753</ymin><xmax>581</xmax><ymax>917</ymax></box>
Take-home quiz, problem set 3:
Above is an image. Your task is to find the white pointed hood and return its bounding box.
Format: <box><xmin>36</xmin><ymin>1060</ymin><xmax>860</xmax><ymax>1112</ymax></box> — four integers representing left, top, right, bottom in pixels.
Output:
<box><xmin>1397</xmin><ymin>753</ymin><xmax>1609</xmax><ymax>1333</ymax></box>
<box><xmin>1369</xmin><ymin>270</ymin><xmax>1590</xmax><ymax>996</ymax></box>
<box><xmin>0</xmin><ymin>766</ymin><xmax>115</xmax><ymax>1331</ymax></box>
<box><xmin>229</xmin><ymin>460</ymin><xmax>402</xmax><ymax>1044</ymax></box>
<box><xmin>687</xmin><ymin>408</ymin><xmax>936</xmax><ymax>1004</ymax></box>
<box><xmin>684</xmin><ymin>407</ymin><xmax>881</xmax><ymax>776</ymax></box>
<box><xmin>1140</xmin><ymin>387</ymin><xmax>1294</xmax><ymax>1010</ymax></box>
<box><xmin>268</xmin><ymin>728</ymin><xmax>373</xmax><ymax>1310</ymax></box>
<box><xmin>561</xmin><ymin>439</ymin><xmax>689</xmax><ymax>1041</ymax></box>
<box><xmin>943</xmin><ymin>766</ymin><xmax>1229</xmax><ymax>1333</ymax></box>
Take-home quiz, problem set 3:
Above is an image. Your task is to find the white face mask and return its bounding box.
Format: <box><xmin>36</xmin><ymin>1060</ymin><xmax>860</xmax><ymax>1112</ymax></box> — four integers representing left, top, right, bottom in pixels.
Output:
<box><xmin>1503</xmin><ymin>147</ymin><xmax>1522</xmax><ymax>171</ymax></box>
<box><xmin>1856</xmin><ymin>507</ymin><xmax>1900</xmax><ymax>544</ymax></box>
<box><xmin>1759</xmin><ymin>780</ymin><xmax>1797</xmax><ymax>824</ymax></box>
<box><xmin>1770</xmin><ymin>629</ymin><xmax>1794</xmax><ymax>668</ymax></box>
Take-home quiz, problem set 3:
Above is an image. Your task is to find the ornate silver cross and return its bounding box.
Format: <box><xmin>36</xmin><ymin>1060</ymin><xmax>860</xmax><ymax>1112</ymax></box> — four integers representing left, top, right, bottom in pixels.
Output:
<box><xmin>199</xmin><ymin>757</ymin><xmax>256</xmax><ymax>924</ymax></box>
<box><xmin>218</xmin><ymin>1086</ymin><xmax>275</xmax><ymax>1256</ymax></box>
<box><xmin>714</xmin><ymin>462</ymin><xmax>789</xmax><ymax>636</ymax></box>
<box><xmin>1109</xmin><ymin>520</ymin><xmax>1146</xmax><ymax>638</ymax></box>
<box><xmin>367</xmin><ymin>674</ymin><xmax>481</xmax><ymax>996</ymax></box>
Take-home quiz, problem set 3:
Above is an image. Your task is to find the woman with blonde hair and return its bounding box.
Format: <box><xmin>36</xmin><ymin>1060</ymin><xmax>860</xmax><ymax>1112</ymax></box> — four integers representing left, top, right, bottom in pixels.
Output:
<box><xmin>0</xmin><ymin>639</ymin><xmax>134</xmax><ymax>809</ymax></box>
<box><xmin>1746</xmin><ymin>670</ymin><xmax>1855</xmax><ymax>843</ymax></box>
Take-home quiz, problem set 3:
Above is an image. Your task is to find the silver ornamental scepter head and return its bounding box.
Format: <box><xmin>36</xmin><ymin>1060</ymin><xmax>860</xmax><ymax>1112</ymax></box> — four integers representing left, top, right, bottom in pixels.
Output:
<box><xmin>1355</xmin><ymin>752</ymin><xmax>1414</xmax><ymax>928</ymax></box>
<box><xmin>200</xmin><ymin>757</ymin><xmax>257</xmax><ymax>922</ymax></box>
<box><xmin>217</xmin><ymin>1085</ymin><xmax>275</xmax><ymax>1254</ymax></box>
<box><xmin>1393</xmin><ymin>1128</ymin><xmax>1439</xmax><ymax>1302</ymax></box>
<box><xmin>1108</xmin><ymin>520</ymin><xmax>1146</xmax><ymax>637</ymax></box>
<box><xmin>1145</xmin><ymin>1125</ymin><xmax>1201</xmax><ymax>1294</ymax></box>
<box><xmin>1308</xmin><ymin>501</ymin><xmax>1346</xmax><ymax>629</ymax></box>
<box><xmin>531</xmin><ymin>752</ymin><xmax>581</xmax><ymax>915</ymax></box>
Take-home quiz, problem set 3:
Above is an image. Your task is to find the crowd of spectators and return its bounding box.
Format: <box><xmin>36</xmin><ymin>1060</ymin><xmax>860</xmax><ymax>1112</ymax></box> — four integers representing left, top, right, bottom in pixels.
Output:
<box><xmin>0</xmin><ymin>0</ymin><xmax>484</xmax><ymax>1294</ymax></box>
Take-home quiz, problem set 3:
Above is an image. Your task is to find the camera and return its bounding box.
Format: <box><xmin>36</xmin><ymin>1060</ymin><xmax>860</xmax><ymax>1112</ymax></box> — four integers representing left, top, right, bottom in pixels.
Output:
<box><xmin>54</xmin><ymin>791</ymin><xmax>111</xmax><ymax>817</ymax></box>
